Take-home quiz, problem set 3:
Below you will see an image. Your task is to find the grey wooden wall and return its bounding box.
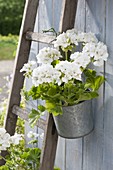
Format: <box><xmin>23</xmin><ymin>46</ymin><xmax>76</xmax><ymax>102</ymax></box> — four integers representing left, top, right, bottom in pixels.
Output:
<box><xmin>27</xmin><ymin>0</ymin><xmax>113</xmax><ymax>169</ymax></box>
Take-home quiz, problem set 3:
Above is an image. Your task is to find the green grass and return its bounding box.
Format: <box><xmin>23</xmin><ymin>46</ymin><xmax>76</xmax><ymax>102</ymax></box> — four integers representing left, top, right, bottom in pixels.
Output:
<box><xmin>0</xmin><ymin>34</ymin><xmax>18</xmax><ymax>60</ymax></box>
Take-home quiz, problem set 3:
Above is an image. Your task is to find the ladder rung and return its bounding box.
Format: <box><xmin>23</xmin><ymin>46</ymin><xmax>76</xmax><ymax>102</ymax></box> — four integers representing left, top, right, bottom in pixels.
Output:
<box><xmin>26</xmin><ymin>31</ymin><xmax>56</xmax><ymax>44</ymax></box>
<box><xmin>12</xmin><ymin>105</ymin><xmax>47</xmax><ymax>130</ymax></box>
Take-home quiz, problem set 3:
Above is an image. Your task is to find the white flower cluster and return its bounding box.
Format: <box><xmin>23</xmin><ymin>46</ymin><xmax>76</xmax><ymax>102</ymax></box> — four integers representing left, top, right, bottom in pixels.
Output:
<box><xmin>55</xmin><ymin>61</ymin><xmax>82</xmax><ymax>84</ymax></box>
<box><xmin>36</xmin><ymin>47</ymin><xmax>62</xmax><ymax>64</ymax></box>
<box><xmin>32</xmin><ymin>64</ymin><xmax>61</xmax><ymax>86</ymax></box>
<box><xmin>20</xmin><ymin>29</ymin><xmax>109</xmax><ymax>86</ymax></box>
<box><xmin>70</xmin><ymin>52</ymin><xmax>91</xmax><ymax>68</ymax></box>
<box><xmin>54</xmin><ymin>29</ymin><xmax>98</xmax><ymax>49</ymax></box>
<box><xmin>83</xmin><ymin>42</ymin><xmax>108</xmax><ymax>66</ymax></box>
<box><xmin>54</xmin><ymin>29</ymin><xmax>108</xmax><ymax>67</ymax></box>
<box><xmin>77</xmin><ymin>32</ymin><xmax>98</xmax><ymax>43</ymax></box>
<box><xmin>20</xmin><ymin>61</ymin><xmax>37</xmax><ymax>77</ymax></box>
<box><xmin>0</xmin><ymin>128</ymin><xmax>23</xmax><ymax>152</ymax></box>
<box><xmin>54</xmin><ymin>32</ymin><xmax>72</xmax><ymax>48</ymax></box>
<box><xmin>27</xmin><ymin>131</ymin><xmax>44</xmax><ymax>140</ymax></box>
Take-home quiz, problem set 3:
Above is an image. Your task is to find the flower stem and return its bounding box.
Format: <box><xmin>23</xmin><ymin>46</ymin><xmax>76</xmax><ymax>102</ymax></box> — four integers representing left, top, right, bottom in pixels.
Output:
<box><xmin>65</xmin><ymin>52</ymin><xmax>68</xmax><ymax>60</ymax></box>
<box><xmin>0</xmin><ymin>155</ymin><xmax>6</xmax><ymax>161</ymax></box>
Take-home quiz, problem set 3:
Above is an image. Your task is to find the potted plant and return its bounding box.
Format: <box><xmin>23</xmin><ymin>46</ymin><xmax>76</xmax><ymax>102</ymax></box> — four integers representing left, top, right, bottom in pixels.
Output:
<box><xmin>20</xmin><ymin>29</ymin><xmax>108</xmax><ymax>138</ymax></box>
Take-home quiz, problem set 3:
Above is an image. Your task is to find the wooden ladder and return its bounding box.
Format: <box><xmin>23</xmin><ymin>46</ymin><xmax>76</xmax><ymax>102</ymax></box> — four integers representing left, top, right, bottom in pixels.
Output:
<box><xmin>1</xmin><ymin>0</ymin><xmax>78</xmax><ymax>169</ymax></box>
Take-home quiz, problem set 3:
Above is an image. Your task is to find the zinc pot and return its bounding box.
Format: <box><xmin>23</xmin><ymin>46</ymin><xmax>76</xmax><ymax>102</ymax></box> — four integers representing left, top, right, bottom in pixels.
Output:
<box><xmin>53</xmin><ymin>100</ymin><xmax>94</xmax><ymax>139</ymax></box>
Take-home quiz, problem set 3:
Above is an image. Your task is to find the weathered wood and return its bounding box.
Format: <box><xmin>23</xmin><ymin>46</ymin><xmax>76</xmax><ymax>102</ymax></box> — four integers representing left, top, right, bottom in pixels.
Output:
<box><xmin>4</xmin><ymin>0</ymin><xmax>39</xmax><ymax>136</ymax></box>
<box><xmin>39</xmin><ymin>0</ymin><xmax>79</xmax><ymax>169</ymax></box>
<box><xmin>12</xmin><ymin>105</ymin><xmax>46</xmax><ymax>130</ymax></box>
<box><xmin>66</xmin><ymin>139</ymin><xmax>82</xmax><ymax>170</ymax></box>
<box><xmin>63</xmin><ymin>1</ymin><xmax>86</xmax><ymax>169</ymax></box>
<box><xmin>75</xmin><ymin>0</ymin><xmax>86</xmax><ymax>32</ymax></box>
<box><xmin>26</xmin><ymin>31</ymin><xmax>55</xmax><ymax>44</ymax></box>
<box><xmin>59</xmin><ymin>0</ymin><xmax>78</xmax><ymax>32</ymax></box>
<box><xmin>83</xmin><ymin>0</ymin><xmax>105</xmax><ymax>170</ymax></box>
<box><xmin>102</xmin><ymin>1</ymin><xmax>113</xmax><ymax>169</ymax></box>
<box><xmin>39</xmin><ymin>115</ymin><xmax>58</xmax><ymax>170</ymax></box>
<box><xmin>55</xmin><ymin>137</ymin><xmax>66</xmax><ymax>170</ymax></box>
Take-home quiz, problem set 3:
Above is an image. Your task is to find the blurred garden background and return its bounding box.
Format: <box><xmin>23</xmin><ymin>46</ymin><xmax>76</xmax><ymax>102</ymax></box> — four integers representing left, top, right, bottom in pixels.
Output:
<box><xmin>0</xmin><ymin>0</ymin><xmax>25</xmax><ymax>111</ymax></box>
<box><xmin>0</xmin><ymin>0</ymin><xmax>25</xmax><ymax>60</ymax></box>
<box><xmin>0</xmin><ymin>0</ymin><xmax>25</xmax><ymax>123</ymax></box>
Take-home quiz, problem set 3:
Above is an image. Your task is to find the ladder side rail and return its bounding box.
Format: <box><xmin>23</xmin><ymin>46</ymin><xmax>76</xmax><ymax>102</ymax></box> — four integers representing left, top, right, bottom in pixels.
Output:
<box><xmin>4</xmin><ymin>0</ymin><xmax>40</xmax><ymax>136</ymax></box>
<box><xmin>39</xmin><ymin>115</ymin><xmax>58</xmax><ymax>170</ymax></box>
<box><xmin>60</xmin><ymin>0</ymin><xmax>78</xmax><ymax>32</ymax></box>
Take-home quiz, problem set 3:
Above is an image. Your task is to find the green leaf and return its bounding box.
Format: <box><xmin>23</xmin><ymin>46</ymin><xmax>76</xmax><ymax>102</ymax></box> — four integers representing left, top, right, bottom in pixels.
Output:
<box><xmin>29</xmin><ymin>109</ymin><xmax>41</xmax><ymax>127</ymax></box>
<box><xmin>51</xmin><ymin>59</ymin><xmax>60</xmax><ymax>67</ymax></box>
<box><xmin>28</xmin><ymin>139</ymin><xmax>38</xmax><ymax>145</ymax></box>
<box><xmin>21</xmin><ymin>152</ymin><xmax>30</xmax><ymax>159</ymax></box>
<box><xmin>0</xmin><ymin>155</ymin><xmax>3</xmax><ymax>160</ymax></box>
<box><xmin>83</xmin><ymin>68</ymin><xmax>96</xmax><ymax>77</ymax></box>
<box><xmin>75</xmin><ymin>91</ymin><xmax>99</xmax><ymax>104</ymax></box>
<box><xmin>38</xmin><ymin>105</ymin><xmax>46</xmax><ymax>112</ymax></box>
<box><xmin>45</xmin><ymin>100</ymin><xmax>62</xmax><ymax>116</ymax></box>
<box><xmin>54</xmin><ymin>167</ymin><xmax>61</xmax><ymax>170</ymax></box>
<box><xmin>28</xmin><ymin>86</ymin><xmax>41</xmax><ymax>100</ymax></box>
<box><xmin>27</xmin><ymin>148</ymin><xmax>41</xmax><ymax>162</ymax></box>
<box><xmin>0</xmin><ymin>165</ymin><xmax>9</xmax><ymax>170</ymax></box>
<box><xmin>94</xmin><ymin>75</ymin><xmax>105</xmax><ymax>91</ymax></box>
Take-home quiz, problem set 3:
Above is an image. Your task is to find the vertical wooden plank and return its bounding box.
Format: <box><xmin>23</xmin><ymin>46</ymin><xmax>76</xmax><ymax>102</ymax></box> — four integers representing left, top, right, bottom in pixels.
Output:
<box><xmin>4</xmin><ymin>0</ymin><xmax>40</xmax><ymax>135</ymax></box>
<box><xmin>52</xmin><ymin>0</ymin><xmax>62</xmax><ymax>32</ymax></box>
<box><xmin>37</xmin><ymin>1</ymin><xmax>59</xmax><ymax>170</ymax></box>
<box><xmin>83</xmin><ymin>0</ymin><xmax>105</xmax><ymax>170</ymax></box>
<box><xmin>37</xmin><ymin>0</ymin><xmax>53</xmax><ymax>150</ymax></box>
<box><xmin>65</xmin><ymin>1</ymin><xmax>86</xmax><ymax>169</ymax></box>
<box><xmin>55</xmin><ymin>137</ymin><xmax>66</xmax><ymax>170</ymax></box>
<box><xmin>39</xmin><ymin>115</ymin><xmax>58</xmax><ymax>170</ymax></box>
<box><xmin>103</xmin><ymin>0</ymin><xmax>113</xmax><ymax>169</ymax></box>
<box><xmin>24</xmin><ymin>1</ymin><xmax>40</xmax><ymax>148</ymax></box>
<box><xmin>52</xmin><ymin>1</ymin><xmax>66</xmax><ymax>169</ymax></box>
<box><xmin>66</xmin><ymin>139</ymin><xmax>83</xmax><ymax>170</ymax></box>
<box><xmin>39</xmin><ymin>0</ymin><xmax>53</xmax><ymax>32</ymax></box>
<box><xmin>59</xmin><ymin>0</ymin><xmax>78</xmax><ymax>32</ymax></box>
<box><xmin>75</xmin><ymin>0</ymin><xmax>86</xmax><ymax>32</ymax></box>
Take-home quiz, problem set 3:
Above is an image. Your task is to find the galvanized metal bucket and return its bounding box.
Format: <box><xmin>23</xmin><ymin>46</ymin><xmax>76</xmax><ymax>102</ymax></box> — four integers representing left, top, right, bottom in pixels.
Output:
<box><xmin>53</xmin><ymin>100</ymin><xmax>94</xmax><ymax>139</ymax></box>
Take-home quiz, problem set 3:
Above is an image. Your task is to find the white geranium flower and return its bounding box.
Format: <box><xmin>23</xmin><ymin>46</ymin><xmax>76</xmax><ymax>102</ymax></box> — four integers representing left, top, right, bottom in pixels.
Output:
<box><xmin>83</xmin><ymin>42</ymin><xmax>97</xmax><ymax>57</ymax></box>
<box><xmin>36</xmin><ymin>47</ymin><xmax>62</xmax><ymax>64</ymax></box>
<box><xmin>70</xmin><ymin>52</ymin><xmax>90</xmax><ymax>68</ymax></box>
<box><xmin>0</xmin><ymin>145</ymin><xmax>7</xmax><ymax>152</ymax></box>
<box><xmin>0</xmin><ymin>133</ymin><xmax>11</xmax><ymax>145</ymax></box>
<box><xmin>27</xmin><ymin>131</ymin><xmax>39</xmax><ymax>139</ymax></box>
<box><xmin>1</xmin><ymin>141</ymin><xmax>10</xmax><ymax>148</ymax></box>
<box><xmin>55</xmin><ymin>61</ymin><xmax>82</xmax><ymax>83</ymax></box>
<box><xmin>0</xmin><ymin>128</ymin><xmax>6</xmax><ymax>136</ymax></box>
<box><xmin>32</xmin><ymin>64</ymin><xmax>61</xmax><ymax>86</ymax></box>
<box><xmin>0</xmin><ymin>128</ymin><xmax>12</xmax><ymax>151</ymax></box>
<box><xmin>54</xmin><ymin>29</ymin><xmax>79</xmax><ymax>50</ymax></box>
<box><xmin>0</xmin><ymin>129</ymin><xmax>23</xmax><ymax>152</ymax></box>
<box><xmin>66</xmin><ymin>29</ymin><xmax>78</xmax><ymax>45</ymax></box>
<box><xmin>93</xmin><ymin>60</ymin><xmax>103</xmax><ymax>66</ymax></box>
<box><xmin>78</xmin><ymin>32</ymin><xmax>98</xmax><ymax>43</ymax></box>
<box><xmin>0</xmin><ymin>146</ymin><xmax>5</xmax><ymax>151</ymax></box>
<box><xmin>10</xmin><ymin>133</ymin><xmax>23</xmax><ymax>145</ymax></box>
<box><xmin>83</xmin><ymin>42</ymin><xmax>108</xmax><ymax>66</ymax></box>
<box><xmin>94</xmin><ymin>42</ymin><xmax>108</xmax><ymax>61</ymax></box>
<box><xmin>53</xmin><ymin>32</ymin><xmax>70</xmax><ymax>48</ymax></box>
<box><xmin>40</xmin><ymin>133</ymin><xmax>44</xmax><ymax>140</ymax></box>
<box><xmin>20</xmin><ymin>60</ymin><xmax>37</xmax><ymax>77</ymax></box>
